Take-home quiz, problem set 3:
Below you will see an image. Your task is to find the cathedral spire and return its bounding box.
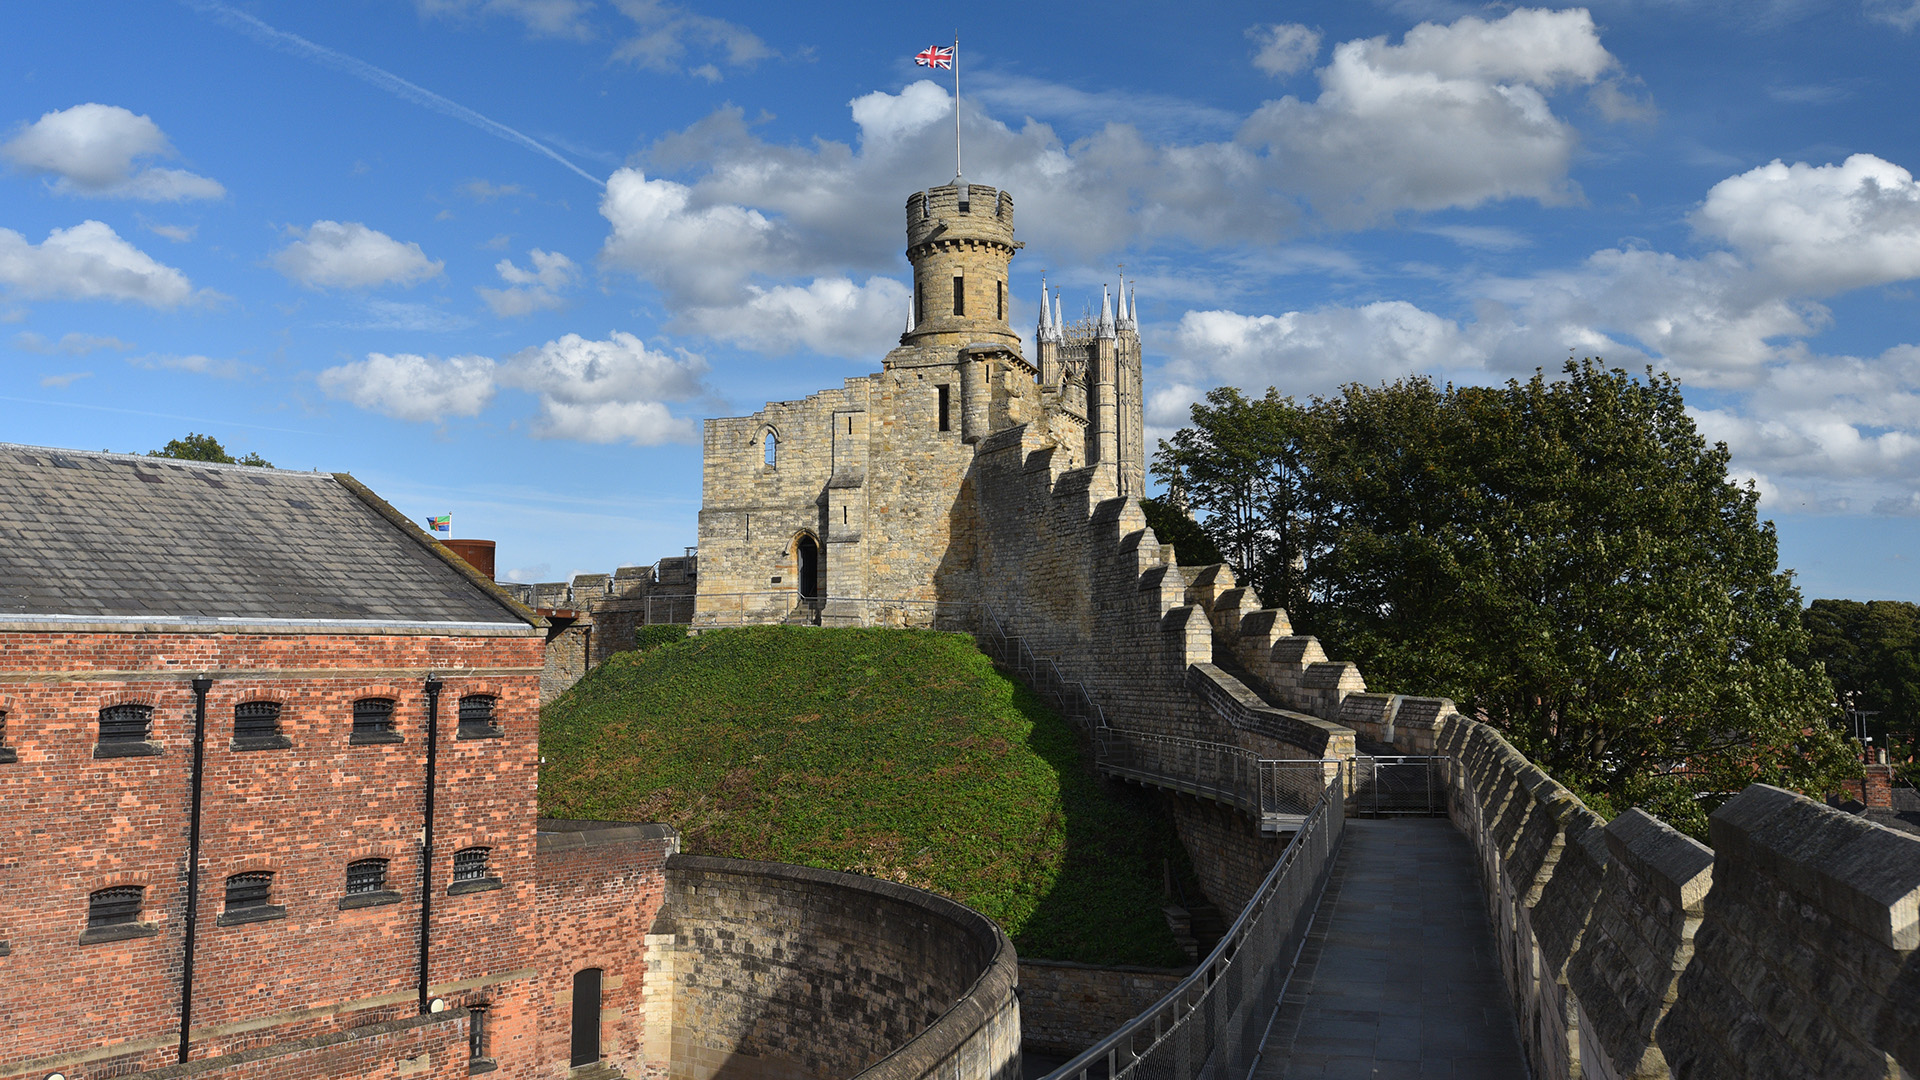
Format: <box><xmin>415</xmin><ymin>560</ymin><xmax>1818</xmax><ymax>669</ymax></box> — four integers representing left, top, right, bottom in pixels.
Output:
<box><xmin>1097</xmin><ymin>285</ymin><xmax>1115</xmax><ymax>339</ymax></box>
<box><xmin>1038</xmin><ymin>278</ymin><xmax>1052</xmax><ymax>341</ymax></box>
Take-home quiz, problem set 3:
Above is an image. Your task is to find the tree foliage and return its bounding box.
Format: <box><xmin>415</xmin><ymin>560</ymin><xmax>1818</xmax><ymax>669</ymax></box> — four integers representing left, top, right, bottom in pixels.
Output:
<box><xmin>1801</xmin><ymin>599</ymin><xmax>1920</xmax><ymax>774</ymax></box>
<box><xmin>148</xmin><ymin>432</ymin><xmax>271</xmax><ymax>468</ymax></box>
<box><xmin>1156</xmin><ymin>362</ymin><xmax>1856</xmax><ymax>833</ymax></box>
<box><xmin>1139</xmin><ymin>496</ymin><xmax>1223</xmax><ymax>566</ymax></box>
<box><xmin>1150</xmin><ymin>387</ymin><xmax>1312</xmax><ymax>612</ymax></box>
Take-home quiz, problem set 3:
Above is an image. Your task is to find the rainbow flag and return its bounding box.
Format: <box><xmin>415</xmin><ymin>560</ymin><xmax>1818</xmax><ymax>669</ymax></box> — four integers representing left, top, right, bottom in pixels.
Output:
<box><xmin>425</xmin><ymin>514</ymin><xmax>451</xmax><ymax>534</ymax></box>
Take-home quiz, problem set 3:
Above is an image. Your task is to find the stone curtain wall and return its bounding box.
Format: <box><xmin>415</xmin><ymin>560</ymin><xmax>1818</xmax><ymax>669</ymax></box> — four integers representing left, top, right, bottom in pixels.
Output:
<box><xmin>1414</xmin><ymin>711</ymin><xmax>1920</xmax><ymax>1080</ymax></box>
<box><xmin>653</xmin><ymin>855</ymin><xmax>1019</xmax><ymax>1080</ymax></box>
<box><xmin>1016</xmin><ymin>960</ymin><xmax>1189</xmax><ymax>1056</ymax></box>
<box><xmin>0</xmin><ymin>628</ymin><xmax>544</xmax><ymax>1080</ymax></box>
<box><xmin>532</xmin><ymin>821</ymin><xmax>679</xmax><ymax>1080</ymax></box>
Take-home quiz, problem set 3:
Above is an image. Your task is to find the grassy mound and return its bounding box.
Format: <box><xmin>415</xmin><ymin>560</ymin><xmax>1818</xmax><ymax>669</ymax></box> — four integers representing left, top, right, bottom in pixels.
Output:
<box><xmin>539</xmin><ymin>625</ymin><xmax>1187</xmax><ymax>966</ymax></box>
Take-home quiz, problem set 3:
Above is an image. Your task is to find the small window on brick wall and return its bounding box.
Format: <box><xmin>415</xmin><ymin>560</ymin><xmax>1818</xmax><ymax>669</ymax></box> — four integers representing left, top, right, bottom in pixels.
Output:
<box><xmin>469</xmin><ymin>1002</ymin><xmax>496</xmax><ymax>1073</ymax></box>
<box><xmin>341</xmin><ymin>857</ymin><xmax>401</xmax><ymax>909</ymax></box>
<box><xmin>218</xmin><ymin>871</ymin><xmax>286</xmax><ymax>926</ymax></box>
<box><xmin>232</xmin><ymin>700</ymin><xmax>290</xmax><ymax>752</ymax></box>
<box><xmin>82</xmin><ymin>885</ymin><xmax>157</xmax><ymax>944</ymax></box>
<box><xmin>350</xmin><ymin>698</ymin><xmax>402</xmax><ymax>745</ymax></box>
<box><xmin>457</xmin><ymin>695</ymin><xmax>503</xmax><ymax>740</ymax></box>
<box><xmin>449</xmin><ymin>846</ymin><xmax>502</xmax><ymax>895</ymax></box>
<box><xmin>0</xmin><ymin>708</ymin><xmax>14</xmax><ymax>764</ymax></box>
<box><xmin>96</xmin><ymin>703</ymin><xmax>160</xmax><ymax>759</ymax></box>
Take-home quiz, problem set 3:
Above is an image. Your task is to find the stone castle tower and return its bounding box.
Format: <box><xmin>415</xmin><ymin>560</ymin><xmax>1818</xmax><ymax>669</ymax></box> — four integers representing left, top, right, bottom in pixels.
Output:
<box><xmin>694</xmin><ymin>177</ymin><xmax>1146</xmax><ymax>625</ymax></box>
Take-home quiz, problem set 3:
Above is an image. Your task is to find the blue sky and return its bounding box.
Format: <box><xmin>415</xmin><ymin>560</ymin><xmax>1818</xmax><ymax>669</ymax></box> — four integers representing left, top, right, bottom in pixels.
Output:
<box><xmin>4</xmin><ymin>1</ymin><xmax>1920</xmax><ymax>600</ymax></box>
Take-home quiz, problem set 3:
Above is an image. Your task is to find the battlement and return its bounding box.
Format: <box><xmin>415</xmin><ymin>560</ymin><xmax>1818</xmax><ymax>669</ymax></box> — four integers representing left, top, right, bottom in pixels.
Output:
<box><xmin>906</xmin><ymin>182</ymin><xmax>1016</xmax><ymax>252</ymax></box>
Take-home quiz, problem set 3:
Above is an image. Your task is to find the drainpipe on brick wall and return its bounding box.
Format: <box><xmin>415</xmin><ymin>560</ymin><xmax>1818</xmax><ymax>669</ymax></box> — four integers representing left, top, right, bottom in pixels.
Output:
<box><xmin>178</xmin><ymin>676</ymin><xmax>213</xmax><ymax>1063</ymax></box>
<box><xmin>418</xmin><ymin>674</ymin><xmax>443</xmax><ymax>1015</ymax></box>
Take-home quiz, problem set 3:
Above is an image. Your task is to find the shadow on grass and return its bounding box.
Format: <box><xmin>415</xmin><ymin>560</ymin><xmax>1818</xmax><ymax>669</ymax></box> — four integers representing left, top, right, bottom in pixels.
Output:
<box><xmin>1006</xmin><ymin>681</ymin><xmax>1195</xmax><ymax>967</ymax></box>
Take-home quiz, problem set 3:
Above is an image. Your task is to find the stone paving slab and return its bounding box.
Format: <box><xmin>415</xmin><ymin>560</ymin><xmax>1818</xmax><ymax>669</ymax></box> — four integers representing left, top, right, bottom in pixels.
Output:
<box><xmin>1255</xmin><ymin>819</ymin><xmax>1527</xmax><ymax>1080</ymax></box>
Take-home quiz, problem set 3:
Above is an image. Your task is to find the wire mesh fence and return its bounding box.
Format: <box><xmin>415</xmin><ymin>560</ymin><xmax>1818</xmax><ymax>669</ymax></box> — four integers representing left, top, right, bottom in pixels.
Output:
<box><xmin>1350</xmin><ymin>755</ymin><xmax>1446</xmax><ymax>817</ymax></box>
<box><xmin>1041</xmin><ymin>774</ymin><xmax>1346</xmax><ymax>1080</ymax></box>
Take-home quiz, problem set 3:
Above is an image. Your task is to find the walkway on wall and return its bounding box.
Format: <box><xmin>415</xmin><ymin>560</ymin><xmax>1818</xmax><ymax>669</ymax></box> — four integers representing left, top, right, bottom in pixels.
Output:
<box><xmin>1254</xmin><ymin>819</ymin><xmax>1527</xmax><ymax>1080</ymax></box>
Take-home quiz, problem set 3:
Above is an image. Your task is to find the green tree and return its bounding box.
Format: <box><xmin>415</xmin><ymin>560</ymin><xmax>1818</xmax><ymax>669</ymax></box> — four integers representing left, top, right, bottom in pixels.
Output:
<box><xmin>1139</xmin><ymin>496</ymin><xmax>1223</xmax><ymax>566</ymax></box>
<box><xmin>1801</xmin><ymin>599</ymin><xmax>1920</xmax><ymax>775</ymax></box>
<box><xmin>1151</xmin><ymin>387</ymin><xmax>1313</xmax><ymax>612</ymax></box>
<box><xmin>147</xmin><ymin>433</ymin><xmax>272</xmax><ymax>468</ymax></box>
<box><xmin>1164</xmin><ymin>361</ymin><xmax>1856</xmax><ymax>835</ymax></box>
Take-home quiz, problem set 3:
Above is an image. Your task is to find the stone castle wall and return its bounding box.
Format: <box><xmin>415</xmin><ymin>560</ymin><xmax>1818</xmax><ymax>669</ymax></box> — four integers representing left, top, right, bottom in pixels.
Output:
<box><xmin>651</xmin><ymin>855</ymin><xmax>1019</xmax><ymax>1080</ymax></box>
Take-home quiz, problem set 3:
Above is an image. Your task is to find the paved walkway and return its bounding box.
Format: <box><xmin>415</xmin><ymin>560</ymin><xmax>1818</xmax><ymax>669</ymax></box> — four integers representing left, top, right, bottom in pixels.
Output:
<box><xmin>1254</xmin><ymin>818</ymin><xmax>1528</xmax><ymax>1080</ymax></box>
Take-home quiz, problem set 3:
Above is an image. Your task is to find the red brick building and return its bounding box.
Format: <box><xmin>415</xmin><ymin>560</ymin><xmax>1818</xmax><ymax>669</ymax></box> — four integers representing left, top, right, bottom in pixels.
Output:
<box><xmin>0</xmin><ymin>446</ymin><xmax>671</xmax><ymax>1079</ymax></box>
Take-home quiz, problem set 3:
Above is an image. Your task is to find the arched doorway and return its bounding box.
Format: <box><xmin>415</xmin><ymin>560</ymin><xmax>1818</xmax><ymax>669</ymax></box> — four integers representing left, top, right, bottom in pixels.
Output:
<box><xmin>570</xmin><ymin>967</ymin><xmax>602</xmax><ymax>1066</ymax></box>
<box><xmin>796</xmin><ymin>534</ymin><xmax>820</xmax><ymax>599</ymax></box>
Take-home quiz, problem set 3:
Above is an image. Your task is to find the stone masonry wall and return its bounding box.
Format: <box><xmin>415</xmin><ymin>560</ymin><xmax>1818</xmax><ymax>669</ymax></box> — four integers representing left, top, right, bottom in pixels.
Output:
<box><xmin>1016</xmin><ymin>959</ymin><xmax>1188</xmax><ymax>1056</ymax></box>
<box><xmin>653</xmin><ymin>854</ymin><xmax>1018</xmax><ymax>1080</ymax></box>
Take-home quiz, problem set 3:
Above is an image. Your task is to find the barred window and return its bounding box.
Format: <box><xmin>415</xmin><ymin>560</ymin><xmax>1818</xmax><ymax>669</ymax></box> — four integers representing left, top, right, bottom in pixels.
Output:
<box><xmin>0</xmin><ymin>707</ymin><xmax>8</xmax><ymax>742</ymax></box>
<box><xmin>225</xmin><ymin>872</ymin><xmax>273</xmax><ymax>912</ymax></box>
<box><xmin>234</xmin><ymin>701</ymin><xmax>281</xmax><ymax>739</ymax></box>
<box><xmin>350</xmin><ymin>697</ymin><xmax>400</xmax><ymax>745</ymax></box>
<box><xmin>469</xmin><ymin>1002</ymin><xmax>492</xmax><ymax>1065</ymax></box>
<box><xmin>346</xmin><ymin>858</ymin><xmax>388</xmax><ymax>895</ymax></box>
<box><xmin>453</xmin><ymin>847</ymin><xmax>490</xmax><ymax>883</ymax></box>
<box><xmin>0</xmin><ymin>707</ymin><xmax>11</xmax><ymax>764</ymax></box>
<box><xmin>99</xmin><ymin>703</ymin><xmax>151</xmax><ymax>743</ymax></box>
<box><xmin>457</xmin><ymin>695</ymin><xmax>499</xmax><ymax>738</ymax></box>
<box><xmin>88</xmin><ymin>886</ymin><xmax>144</xmax><ymax>928</ymax></box>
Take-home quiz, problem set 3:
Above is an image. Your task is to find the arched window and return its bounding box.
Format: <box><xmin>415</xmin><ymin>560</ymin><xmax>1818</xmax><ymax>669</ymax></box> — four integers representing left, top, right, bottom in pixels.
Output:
<box><xmin>449</xmin><ymin>846</ymin><xmax>502</xmax><ymax>895</ymax></box>
<box><xmin>82</xmin><ymin>885</ymin><xmax>156</xmax><ymax>943</ymax></box>
<box><xmin>234</xmin><ymin>701</ymin><xmax>281</xmax><ymax>738</ymax></box>
<box><xmin>346</xmin><ymin>858</ymin><xmax>389</xmax><ymax>895</ymax></box>
<box><xmin>763</xmin><ymin>431</ymin><xmax>777</xmax><ymax>467</ymax></box>
<box><xmin>220</xmin><ymin>871</ymin><xmax>286</xmax><ymax>926</ymax></box>
<box><xmin>96</xmin><ymin>703</ymin><xmax>160</xmax><ymax>758</ymax></box>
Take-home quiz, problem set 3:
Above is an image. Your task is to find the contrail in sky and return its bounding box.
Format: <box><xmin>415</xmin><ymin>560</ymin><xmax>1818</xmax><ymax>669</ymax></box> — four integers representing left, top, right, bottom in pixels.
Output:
<box><xmin>180</xmin><ymin>0</ymin><xmax>606</xmax><ymax>189</ymax></box>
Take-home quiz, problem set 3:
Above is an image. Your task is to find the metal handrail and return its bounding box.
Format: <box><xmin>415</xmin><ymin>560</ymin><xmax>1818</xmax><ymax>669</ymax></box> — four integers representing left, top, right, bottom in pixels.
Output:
<box><xmin>1042</xmin><ymin>772</ymin><xmax>1346</xmax><ymax>1080</ymax></box>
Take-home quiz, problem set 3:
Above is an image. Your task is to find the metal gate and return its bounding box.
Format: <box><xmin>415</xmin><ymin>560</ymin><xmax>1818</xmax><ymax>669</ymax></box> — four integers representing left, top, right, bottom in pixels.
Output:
<box><xmin>1352</xmin><ymin>756</ymin><xmax>1444</xmax><ymax>817</ymax></box>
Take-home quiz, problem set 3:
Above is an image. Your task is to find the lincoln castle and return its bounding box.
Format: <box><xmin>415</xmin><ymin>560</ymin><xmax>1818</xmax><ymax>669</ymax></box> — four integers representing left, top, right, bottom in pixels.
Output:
<box><xmin>3</xmin><ymin>171</ymin><xmax>1916</xmax><ymax>1080</ymax></box>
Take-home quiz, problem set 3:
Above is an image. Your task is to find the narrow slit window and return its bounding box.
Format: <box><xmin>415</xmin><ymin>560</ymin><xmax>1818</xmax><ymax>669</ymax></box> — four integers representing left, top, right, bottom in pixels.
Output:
<box><xmin>88</xmin><ymin>886</ymin><xmax>143</xmax><ymax>928</ymax></box>
<box><xmin>915</xmin><ymin>280</ymin><xmax>925</xmax><ymax>324</ymax></box>
<box><xmin>0</xmin><ymin>707</ymin><xmax>12</xmax><ymax>763</ymax></box>
<box><xmin>346</xmin><ymin>858</ymin><xmax>388</xmax><ymax>895</ymax></box>
<box><xmin>937</xmin><ymin>385</ymin><xmax>951</xmax><ymax>431</ymax></box>
<box><xmin>997</xmin><ymin>279</ymin><xmax>1004</xmax><ymax>321</ymax></box>
<box><xmin>953</xmin><ymin>275</ymin><xmax>965</xmax><ymax>316</ymax></box>
<box><xmin>224</xmin><ymin>872</ymin><xmax>273</xmax><ymax>912</ymax></box>
<box><xmin>233</xmin><ymin>701</ymin><xmax>280</xmax><ymax>739</ymax></box>
<box><xmin>98</xmin><ymin>704</ymin><xmax>151</xmax><ymax>744</ymax></box>
<box><xmin>469</xmin><ymin>1003</ymin><xmax>493</xmax><ymax>1065</ymax></box>
<box><xmin>763</xmin><ymin>431</ymin><xmax>776</xmax><ymax>466</ymax></box>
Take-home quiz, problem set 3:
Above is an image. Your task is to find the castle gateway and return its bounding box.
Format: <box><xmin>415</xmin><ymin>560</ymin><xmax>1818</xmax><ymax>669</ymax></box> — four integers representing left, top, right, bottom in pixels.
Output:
<box><xmin>694</xmin><ymin>178</ymin><xmax>1145</xmax><ymax>628</ymax></box>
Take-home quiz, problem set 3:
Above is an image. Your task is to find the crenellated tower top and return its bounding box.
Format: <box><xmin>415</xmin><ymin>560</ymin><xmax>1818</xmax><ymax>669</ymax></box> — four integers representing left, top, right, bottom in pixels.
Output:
<box><xmin>900</xmin><ymin>178</ymin><xmax>1022</xmax><ymax>350</ymax></box>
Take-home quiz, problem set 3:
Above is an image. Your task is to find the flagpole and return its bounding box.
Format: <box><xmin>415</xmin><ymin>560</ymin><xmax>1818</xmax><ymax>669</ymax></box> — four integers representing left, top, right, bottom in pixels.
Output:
<box><xmin>953</xmin><ymin>33</ymin><xmax>961</xmax><ymax>178</ymax></box>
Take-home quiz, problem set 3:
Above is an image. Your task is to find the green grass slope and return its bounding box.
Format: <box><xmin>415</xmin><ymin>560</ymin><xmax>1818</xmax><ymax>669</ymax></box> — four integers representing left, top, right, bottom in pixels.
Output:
<box><xmin>538</xmin><ymin>625</ymin><xmax>1187</xmax><ymax>966</ymax></box>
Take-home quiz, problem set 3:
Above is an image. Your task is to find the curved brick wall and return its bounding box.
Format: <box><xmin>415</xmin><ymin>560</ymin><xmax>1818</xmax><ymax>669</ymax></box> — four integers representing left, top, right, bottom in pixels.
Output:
<box><xmin>653</xmin><ymin>855</ymin><xmax>1019</xmax><ymax>1080</ymax></box>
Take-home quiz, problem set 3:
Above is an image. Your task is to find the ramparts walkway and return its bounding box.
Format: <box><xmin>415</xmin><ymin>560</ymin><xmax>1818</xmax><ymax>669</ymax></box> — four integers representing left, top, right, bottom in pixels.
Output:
<box><xmin>1255</xmin><ymin>819</ymin><xmax>1526</xmax><ymax>1080</ymax></box>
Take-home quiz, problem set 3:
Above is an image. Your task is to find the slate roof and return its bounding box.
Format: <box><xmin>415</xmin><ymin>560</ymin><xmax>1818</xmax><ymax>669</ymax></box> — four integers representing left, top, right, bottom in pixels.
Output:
<box><xmin>0</xmin><ymin>443</ymin><xmax>530</xmax><ymax>627</ymax></box>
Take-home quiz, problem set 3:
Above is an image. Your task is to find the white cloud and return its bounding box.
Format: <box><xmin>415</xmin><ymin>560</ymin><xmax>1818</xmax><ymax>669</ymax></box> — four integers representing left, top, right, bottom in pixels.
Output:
<box><xmin>14</xmin><ymin>330</ymin><xmax>131</xmax><ymax>354</ymax></box>
<box><xmin>459</xmin><ymin>178</ymin><xmax>532</xmax><ymax>202</ymax></box>
<box><xmin>1</xmin><ymin>103</ymin><xmax>224</xmax><ymax>201</ymax></box>
<box><xmin>501</xmin><ymin>330</ymin><xmax>705</xmax><ymax>444</ymax></box>
<box><xmin>143</xmin><ymin>221</ymin><xmax>196</xmax><ymax>242</ymax></box>
<box><xmin>39</xmin><ymin>371</ymin><xmax>91</xmax><ymax>388</ymax></box>
<box><xmin>415</xmin><ymin>0</ymin><xmax>595</xmax><ymax>39</ymax></box>
<box><xmin>273</xmin><ymin>221</ymin><xmax>444</xmax><ymax>289</ymax></box>
<box><xmin>0</xmin><ymin>221</ymin><xmax>200</xmax><ymax>307</ymax></box>
<box><xmin>1248</xmin><ymin>24</ymin><xmax>1322</xmax><ymax>77</ymax></box>
<box><xmin>478</xmin><ymin>249</ymin><xmax>579</xmax><ymax>316</ymax></box>
<box><xmin>679</xmin><ymin>276</ymin><xmax>911</xmax><ymax>360</ymax></box>
<box><xmin>317</xmin><ymin>352</ymin><xmax>498</xmax><ymax>422</ymax></box>
<box><xmin>130</xmin><ymin>353</ymin><xmax>257</xmax><ymax>378</ymax></box>
<box><xmin>610</xmin><ymin>0</ymin><xmax>776</xmax><ymax>78</ymax></box>
<box><xmin>318</xmin><ymin>330</ymin><xmax>705</xmax><ymax>443</ymax></box>
<box><xmin>1692</xmin><ymin>154</ymin><xmax>1920</xmax><ymax>295</ymax></box>
<box><xmin>1166</xmin><ymin>301</ymin><xmax>1482</xmax><ymax>404</ymax></box>
<box><xmin>598</xmin><ymin>8</ymin><xmax>1618</xmax><ymax>355</ymax></box>
<box><xmin>1865</xmin><ymin>0</ymin><xmax>1920</xmax><ymax>30</ymax></box>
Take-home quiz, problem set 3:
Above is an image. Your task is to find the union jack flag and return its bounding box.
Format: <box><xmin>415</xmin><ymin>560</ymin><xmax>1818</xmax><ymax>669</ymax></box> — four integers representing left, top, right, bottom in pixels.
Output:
<box><xmin>914</xmin><ymin>45</ymin><xmax>953</xmax><ymax>69</ymax></box>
